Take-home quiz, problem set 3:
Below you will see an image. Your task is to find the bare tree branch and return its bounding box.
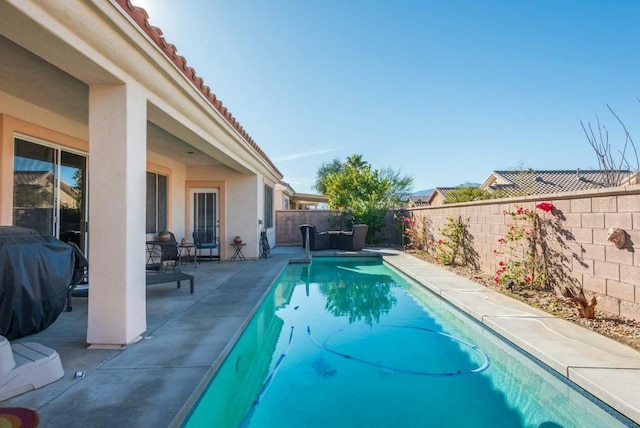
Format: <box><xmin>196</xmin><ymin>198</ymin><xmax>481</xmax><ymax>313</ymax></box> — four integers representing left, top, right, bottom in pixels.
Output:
<box><xmin>581</xmin><ymin>105</ymin><xmax>639</xmax><ymax>187</ymax></box>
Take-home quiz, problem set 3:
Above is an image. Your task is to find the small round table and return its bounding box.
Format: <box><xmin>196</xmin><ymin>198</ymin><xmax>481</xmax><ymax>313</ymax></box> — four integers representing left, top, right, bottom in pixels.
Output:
<box><xmin>230</xmin><ymin>243</ymin><xmax>246</xmax><ymax>261</ymax></box>
<box><xmin>178</xmin><ymin>244</ymin><xmax>197</xmax><ymax>268</ymax></box>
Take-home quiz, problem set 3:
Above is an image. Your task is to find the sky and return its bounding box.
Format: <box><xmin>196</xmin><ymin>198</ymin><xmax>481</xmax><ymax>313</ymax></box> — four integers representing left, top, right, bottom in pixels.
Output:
<box><xmin>132</xmin><ymin>0</ymin><xmax>640</xmax><ymax>194</ymax></box>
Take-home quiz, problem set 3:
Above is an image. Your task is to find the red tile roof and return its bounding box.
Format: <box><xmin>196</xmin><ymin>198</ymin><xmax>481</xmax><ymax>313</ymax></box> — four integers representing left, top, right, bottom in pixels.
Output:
<box><xmin>116</xmin><ymin>0</ymin><xmax>282</xmax><ymax>177</ymax></box>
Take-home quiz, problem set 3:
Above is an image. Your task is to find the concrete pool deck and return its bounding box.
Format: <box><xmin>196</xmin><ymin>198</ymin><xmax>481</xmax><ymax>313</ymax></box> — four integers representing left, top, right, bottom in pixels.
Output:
<box><xmin>3</xmin><ymin>247</ymin><xmax>640</xmax><ymax>426</ymax></box>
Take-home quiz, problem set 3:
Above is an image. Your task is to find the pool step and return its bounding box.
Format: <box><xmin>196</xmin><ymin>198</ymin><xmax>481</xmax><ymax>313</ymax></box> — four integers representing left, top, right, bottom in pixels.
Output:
<box><xmin>0</xmin><ymin>335</ymin><xmax>64</xmax><ymax>401</ymax></box>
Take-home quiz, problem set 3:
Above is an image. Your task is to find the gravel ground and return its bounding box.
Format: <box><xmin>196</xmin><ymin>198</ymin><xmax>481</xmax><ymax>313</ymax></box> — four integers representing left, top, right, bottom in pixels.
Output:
<box><xmin>406</xmin><ymin>250</ymin><xmax>640</xmax><ymax>352</ymax></box>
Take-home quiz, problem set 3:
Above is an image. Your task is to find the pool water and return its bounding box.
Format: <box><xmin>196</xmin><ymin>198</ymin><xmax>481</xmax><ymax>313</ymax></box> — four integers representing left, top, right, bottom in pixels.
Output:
<box><xmin>184</xmin><ymin>257</ymin><xmax>631</xmax><ymax>427</ymax></box>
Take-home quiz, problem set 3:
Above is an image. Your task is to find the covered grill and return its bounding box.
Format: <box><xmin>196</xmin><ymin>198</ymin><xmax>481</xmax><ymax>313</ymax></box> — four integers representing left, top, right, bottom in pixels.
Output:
<box><xmin>0</xmin><ymin>226</ymin><xmax>74</xmax><ymax>339</ymax></box>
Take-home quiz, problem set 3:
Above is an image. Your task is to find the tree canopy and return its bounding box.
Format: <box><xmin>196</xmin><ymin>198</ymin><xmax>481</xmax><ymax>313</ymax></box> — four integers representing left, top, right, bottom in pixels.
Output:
<box><xmin>314</xmin><ymin>154</ymin><xmax>413</xmax><ymax>242</ymax></box>
<box><xmin>444</xmin><ymin>186</ymin><xmax>492</xmax><ymax>204</ymax></box>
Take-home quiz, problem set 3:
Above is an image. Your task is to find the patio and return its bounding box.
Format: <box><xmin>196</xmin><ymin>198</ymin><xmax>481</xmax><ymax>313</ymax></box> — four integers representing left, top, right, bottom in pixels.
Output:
<box><xmin>3</xmin><ymin>246</ymin><xmax>640</xmax><ymax>426</ymax></box>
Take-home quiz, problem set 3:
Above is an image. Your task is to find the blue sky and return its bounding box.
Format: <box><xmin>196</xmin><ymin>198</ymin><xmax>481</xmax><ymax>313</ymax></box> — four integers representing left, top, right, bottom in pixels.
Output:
<box><xmin>133</xmin><ymin>0</ymin><xmax>640</xmax><ymax>193</ymax></box>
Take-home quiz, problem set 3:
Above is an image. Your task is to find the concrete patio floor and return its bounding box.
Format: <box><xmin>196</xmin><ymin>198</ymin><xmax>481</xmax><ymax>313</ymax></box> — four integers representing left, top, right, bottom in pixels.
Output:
<box><xmin>3</xmin><ymin>246</ymin><xmax>640</xmax><ymax>426</ymax></box>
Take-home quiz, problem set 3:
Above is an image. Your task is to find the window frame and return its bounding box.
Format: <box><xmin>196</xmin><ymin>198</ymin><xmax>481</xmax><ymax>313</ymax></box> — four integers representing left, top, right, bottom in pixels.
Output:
<box><xmin>146</xmin><ymin>171</ymin><xmax>168</xmax><ymax>234</ymax></box>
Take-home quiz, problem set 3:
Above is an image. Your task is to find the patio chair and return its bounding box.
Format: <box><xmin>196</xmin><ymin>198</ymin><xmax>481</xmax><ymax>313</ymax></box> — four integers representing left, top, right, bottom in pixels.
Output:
<box><xmin>192</xmin><ymin>228</ymin><xmax>220</xmax><ymax>262</ymax></box>
<box><xmin>146</xmin><ymin>231</ymin><xmax>180</xmax><ymax>272</ymax></box>
<box><xmin>336</xmin><ymin>224</ymin><xmax>369</xmax><ymax>251</ymax></box>
<box><xmin>299</xmin><ymin>224</ymin><xmax>331</xmax><ymax>250</ymax></box>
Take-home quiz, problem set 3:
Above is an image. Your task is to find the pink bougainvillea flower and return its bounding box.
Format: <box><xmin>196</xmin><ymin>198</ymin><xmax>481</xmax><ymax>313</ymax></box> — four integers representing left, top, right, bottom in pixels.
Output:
<box><xmin>494</xmin><ymin>277</ymin><xmax>500</xmax><ymax>284</ymax></box>
<box><xmin>525</xmin><ymin>276</ymin><xmax>532</xmax><ymax>283</ymax></box>
<box><xmin>438</xmin><ymin>239</ymin><xmax>443</xmax><ymax>245</ymax></box>
<box><xmin>498</xmin><ymin>261</ymin><xmax>504</xmax><ymax>266</ymax></box>
<box><xmin>497</xmin><ymin>238</ymin><xmax>505</xmax><ymax>244</ymax></box>
<box><xmin>536</xmin><ymin>202</ymin><xmax>554</xmax><ymax>213</ymax></box>
<box><xmin>516</xmin><ymin>207</ymin><xmax>524</xmax><ymax>215</ymax></box>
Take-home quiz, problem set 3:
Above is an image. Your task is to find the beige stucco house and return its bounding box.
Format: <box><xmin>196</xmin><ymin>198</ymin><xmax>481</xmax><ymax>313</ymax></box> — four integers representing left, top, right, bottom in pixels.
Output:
<box><xmin>274</xmin><ymin>181</ymin><xmax>329</xmax><ymax>210</ymax></box>
<box><xmin>0</xmin><ymin>0</ymin><xmax>284</xmax><ymax>346</ymax></box>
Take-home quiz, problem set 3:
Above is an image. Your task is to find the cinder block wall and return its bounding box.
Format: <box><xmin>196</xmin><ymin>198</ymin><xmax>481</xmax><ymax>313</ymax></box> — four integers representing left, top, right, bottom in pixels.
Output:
<box><xmin>409</xmin><ymin>185</ymin><xmax>640</xmax><ymax>320</ymax></box>
<box><xmin>275</xmin><ymin>210</ymin><xmax>339</xmax><ymax>246</ymax></box>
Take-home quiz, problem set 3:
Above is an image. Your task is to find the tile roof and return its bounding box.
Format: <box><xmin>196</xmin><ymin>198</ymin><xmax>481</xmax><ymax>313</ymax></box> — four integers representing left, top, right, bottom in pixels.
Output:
<box><xmin>116</xmin><ymin>0</ymin><xmax>282</xmax><ymax>177</ymax></box>
<box><xmin>430</xmin><ymin>187</ymin><xmax>460</xmax><ymax>200</ymax></box>
<box><xmin>486</xmin><ymin>170</ymin><xmax>631</xmax><ymax>196</ymax></box>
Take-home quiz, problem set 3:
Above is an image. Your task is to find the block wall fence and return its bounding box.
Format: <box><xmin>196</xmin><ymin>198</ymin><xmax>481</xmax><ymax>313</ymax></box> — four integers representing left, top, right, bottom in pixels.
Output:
<box><xmin>409</xmin><ymin>185</ymin><xmax>640</xmax><ymax>321</ymax></box>
<box><xmin>275</xmin><ymin>210</ymin><xmax>340</xmax><ymax>247</ymax></box>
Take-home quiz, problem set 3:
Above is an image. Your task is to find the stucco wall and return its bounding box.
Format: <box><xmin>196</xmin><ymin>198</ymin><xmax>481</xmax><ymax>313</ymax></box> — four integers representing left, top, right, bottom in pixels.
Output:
<box><xmin>409</xmin><ymin>185</ymin><xmax>640</xmax><ymax>320</ymax></box>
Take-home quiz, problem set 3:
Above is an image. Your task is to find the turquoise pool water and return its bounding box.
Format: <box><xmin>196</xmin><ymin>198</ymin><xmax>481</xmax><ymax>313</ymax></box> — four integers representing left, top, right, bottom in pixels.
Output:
<box><xmin>184</xmin><ymin>257</ymin><xmax>631</xmax><ymax>427</ymax></box>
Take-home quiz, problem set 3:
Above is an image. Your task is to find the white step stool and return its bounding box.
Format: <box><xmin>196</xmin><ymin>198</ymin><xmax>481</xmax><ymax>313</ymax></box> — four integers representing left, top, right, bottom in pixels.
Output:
<box><xmin>0</xmin><ymin>335</ymin><xmax>64</xmax><ymax>401</ymax></box>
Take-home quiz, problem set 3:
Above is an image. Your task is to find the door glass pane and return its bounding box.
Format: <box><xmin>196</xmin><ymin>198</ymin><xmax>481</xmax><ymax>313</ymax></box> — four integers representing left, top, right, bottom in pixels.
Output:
<box><xmin>193</xmin><ymin>191</ymin><xmax>217</xmax><ymax>238</ymax></box>
<box><xmin>59</xmin><ymin>151</ymin><xmax>86</xmax><ymax>252</ymax></box>
<box><xmin>13</xmin><ymin>139</ymin><xmax>56</xmax><ymax>234</ymax></box>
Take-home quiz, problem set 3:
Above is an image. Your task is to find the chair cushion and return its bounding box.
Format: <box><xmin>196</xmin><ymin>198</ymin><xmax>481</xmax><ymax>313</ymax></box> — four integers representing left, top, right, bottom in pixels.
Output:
<box><xmin>197</xmin><ymin>243</ymin><xmax>218</xmax><ymax>249</ymax></box>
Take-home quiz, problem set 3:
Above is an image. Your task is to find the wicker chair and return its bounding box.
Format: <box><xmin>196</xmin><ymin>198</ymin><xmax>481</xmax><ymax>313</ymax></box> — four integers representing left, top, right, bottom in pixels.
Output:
<box><xmin>336</xmin><ymin>224</ymin><xmax>368</xmax><ymax>251</ymax></box>
<box><xmin>299</xmin><ymin>224</ymin><xmax>331</xmax><ymax>250</ymax></box>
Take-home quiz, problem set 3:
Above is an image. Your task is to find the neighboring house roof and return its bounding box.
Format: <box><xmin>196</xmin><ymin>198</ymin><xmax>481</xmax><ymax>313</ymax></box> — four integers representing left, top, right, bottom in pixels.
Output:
<box><xmin>13</xmin><ymin>171</ymin><xmax>79</xmax><ymax>208</ymax></box>
<box><xmin>480</xmin><ymin>170</ymin><xmax>632</xmax><ymax>197</ymax></box>
<box><xmin>426</xmin><ymin>187</ymin><xmax>459</xmax><ymax>205</ymax></box>
<box><xmin>118</xmin><ymin>0</ymin><xmax>282</xmax><ymax>177</ymax></box>
<box><xmin>406</xmin><ymin>196</ymin><xmax>430</xmax><ymax>207</ymax></box>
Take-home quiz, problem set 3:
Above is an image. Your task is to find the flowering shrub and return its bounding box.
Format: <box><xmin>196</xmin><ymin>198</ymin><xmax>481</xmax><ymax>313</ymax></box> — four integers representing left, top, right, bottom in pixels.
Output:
<box><xmin>494</xmin><ymin>203</ymin><xmax>554</xmax><ymax>288</ymax></box>
<box><xmin>429</xmin><ymin>216</ymin><xmax>468</xmax><ymax>265</ymax></box>
<box><xmin>401</xmin><ymin>216</ymin><xmax>419</xmax><ymax>248</ymax></box>
<box><xmin>401</xmin><ymin>214</ymin><xmax>432</xmax><ymax>250</ymax></box>
<box><xmin>536</xmin><ymin>202</ymin><xmax>554</xmax><ymax>213</ymax></box>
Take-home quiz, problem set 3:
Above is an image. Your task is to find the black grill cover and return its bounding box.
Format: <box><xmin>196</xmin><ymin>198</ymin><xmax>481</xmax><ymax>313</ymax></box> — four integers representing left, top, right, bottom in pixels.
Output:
<box><xmin>0</xmin><ymin>226</ymin><xmax>74</xmax><ymax>339</ymax></box>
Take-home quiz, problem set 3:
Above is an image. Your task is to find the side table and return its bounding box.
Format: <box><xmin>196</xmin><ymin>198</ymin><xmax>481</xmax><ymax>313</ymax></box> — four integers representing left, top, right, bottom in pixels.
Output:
<box><xmin>178</xmin><ymin>244</ymin><xmax>197</xmax><ymax>268</ymax></box>
<box><xmin>230</xmin><ymin>243</ymin><xmax>246</xmax><ymax>261</ymax></box>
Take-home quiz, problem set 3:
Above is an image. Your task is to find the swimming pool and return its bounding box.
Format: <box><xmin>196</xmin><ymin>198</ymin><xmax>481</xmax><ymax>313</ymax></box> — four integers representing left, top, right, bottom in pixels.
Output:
<box><xmin>184</xmin><ymin>257</ymin><xmax>631</xmax><ymax>427</ymax></box>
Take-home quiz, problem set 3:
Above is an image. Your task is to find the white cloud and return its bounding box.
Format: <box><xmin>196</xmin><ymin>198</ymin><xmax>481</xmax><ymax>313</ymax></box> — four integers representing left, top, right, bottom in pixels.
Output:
<box><xmin>271</xmin><ymin>148</ymin><xmax>340</xmax><ymax>162</ymax></box>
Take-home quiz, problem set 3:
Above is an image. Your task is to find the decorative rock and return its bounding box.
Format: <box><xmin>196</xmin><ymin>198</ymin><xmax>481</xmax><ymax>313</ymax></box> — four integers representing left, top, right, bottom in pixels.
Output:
<box><xmin>607</xmin><ymin>227</ymin><xmax>626</xmax><ymax>249</ymax></box>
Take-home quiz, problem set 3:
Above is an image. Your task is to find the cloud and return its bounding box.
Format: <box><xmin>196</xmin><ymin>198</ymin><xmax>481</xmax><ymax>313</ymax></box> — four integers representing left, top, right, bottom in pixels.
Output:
<box><xmin>271</xmin><ymin>148</ymin><xmax>340</xmax><ymax>162</ymax></box>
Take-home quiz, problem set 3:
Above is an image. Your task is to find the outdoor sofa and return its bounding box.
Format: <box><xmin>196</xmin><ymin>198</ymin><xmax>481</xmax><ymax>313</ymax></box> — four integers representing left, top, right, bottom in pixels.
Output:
<box><xmin>299</xmin><ymin>224</ymin><xmax>369</xmax><ymax>251</ymax></box>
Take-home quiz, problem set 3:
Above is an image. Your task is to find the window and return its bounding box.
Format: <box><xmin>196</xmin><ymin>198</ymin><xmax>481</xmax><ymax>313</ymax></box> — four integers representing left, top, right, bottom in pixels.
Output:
<box><xmin>264</xmin><ymin>185</ymin><xmax>273</xmax><ymax>228</ymax></box>
<box><xmin>146</xmin><ymin>172</ymin><xmax>167</xmax><ymax>233</ymax></box>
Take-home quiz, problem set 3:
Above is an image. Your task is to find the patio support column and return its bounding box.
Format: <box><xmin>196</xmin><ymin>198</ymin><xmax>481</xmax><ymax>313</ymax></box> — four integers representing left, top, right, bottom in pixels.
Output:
<box><xmin>87</xmin><ymin>82</ymin><xmax>147</xmax><ymax>346</ymax></box>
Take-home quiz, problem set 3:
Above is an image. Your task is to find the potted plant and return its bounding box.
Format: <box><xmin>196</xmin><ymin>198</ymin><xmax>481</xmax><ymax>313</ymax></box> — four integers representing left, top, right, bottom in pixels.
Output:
<box><xmin>233</xmin><ymin>235</ymin><xmax>242</xmax><ymax>245</ymax></box>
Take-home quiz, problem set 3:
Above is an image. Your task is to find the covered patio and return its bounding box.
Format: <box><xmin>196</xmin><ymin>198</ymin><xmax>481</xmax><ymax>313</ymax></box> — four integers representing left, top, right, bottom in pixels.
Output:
<box><xmin>0</xmin><ymin>0</ymin><xmax>282</xmax><ymax>347</ymax></box>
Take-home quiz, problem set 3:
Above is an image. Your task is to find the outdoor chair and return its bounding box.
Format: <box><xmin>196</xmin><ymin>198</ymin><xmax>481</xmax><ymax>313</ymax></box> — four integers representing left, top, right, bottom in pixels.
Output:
<box><xmin>299</xmin><ymin>224</ymin><xmax>331</xmax><ymax>250</ymax></box>
<box><xmin>336</xmin><ymin>224</ymin><xmax>369</xmax><ymax>251</ymax></box>
<box><xmin>192</xmin><ymin>228</ymin><xmax>220</xmax><ymax>262</ymax></box>
<box><xmin>146</xmin><ymin>231</ymin><xmax>180</xmax><ymax>272</ymax></box>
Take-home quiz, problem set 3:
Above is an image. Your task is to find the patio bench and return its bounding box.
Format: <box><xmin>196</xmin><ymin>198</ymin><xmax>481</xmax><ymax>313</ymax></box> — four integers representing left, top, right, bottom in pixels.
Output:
<box><xmin>145</xmin><ymin>271</ymin><xmax>194</xmax><ymax>294</ymax></box>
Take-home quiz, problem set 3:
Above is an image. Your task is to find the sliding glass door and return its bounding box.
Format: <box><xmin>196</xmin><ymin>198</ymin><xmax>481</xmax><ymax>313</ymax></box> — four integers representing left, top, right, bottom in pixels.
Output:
<box><xmin>13</xmin><ymin>138</ymin><xmax>88</xmax><ymax>253</ymax></box>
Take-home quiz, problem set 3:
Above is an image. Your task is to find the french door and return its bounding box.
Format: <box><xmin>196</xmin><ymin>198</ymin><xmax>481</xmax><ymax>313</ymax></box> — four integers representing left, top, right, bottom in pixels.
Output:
<box><xmin>189</xmin><ymin>188</ymin><xmax>220</xmax><ymax>256</ymax></box>
<box><xmin>12</xmin><ymin>137</ymin><xmax>88</xmax><ymax>254</ymax></box>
